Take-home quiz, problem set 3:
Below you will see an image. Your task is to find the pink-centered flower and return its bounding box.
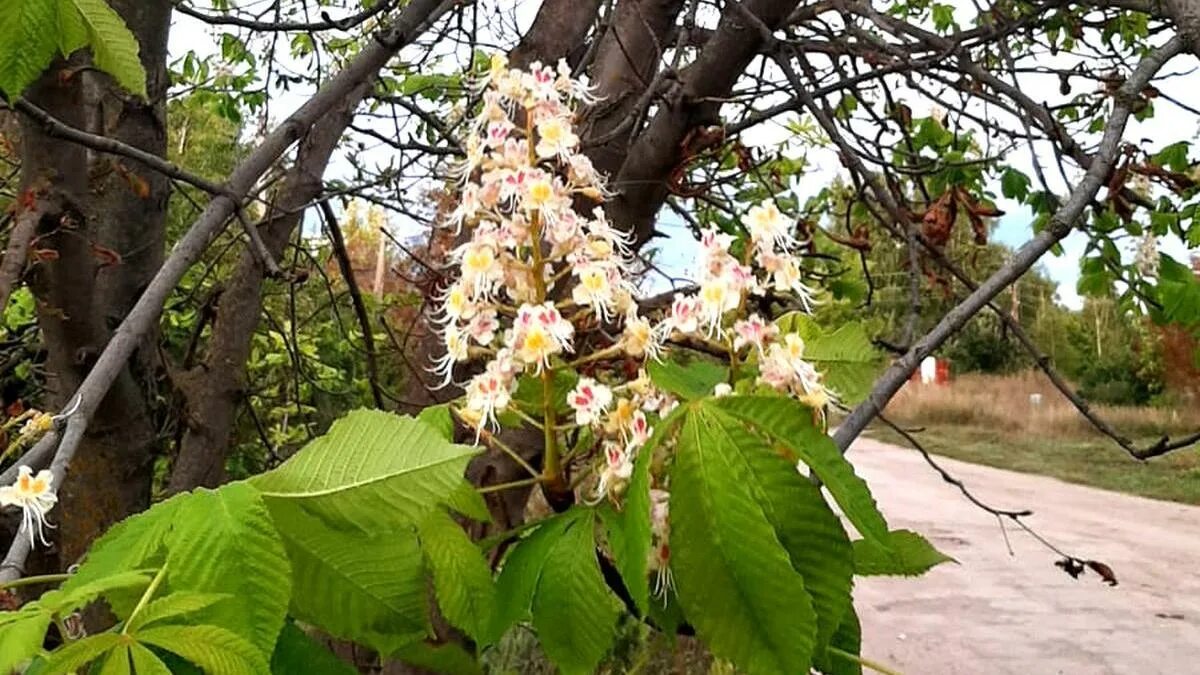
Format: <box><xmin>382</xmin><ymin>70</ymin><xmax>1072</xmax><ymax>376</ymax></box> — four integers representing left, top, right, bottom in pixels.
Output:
<box><xmin>568</xmin><ymin>377</ymin><xmax>613</xmax><ymax>425</ymax></box>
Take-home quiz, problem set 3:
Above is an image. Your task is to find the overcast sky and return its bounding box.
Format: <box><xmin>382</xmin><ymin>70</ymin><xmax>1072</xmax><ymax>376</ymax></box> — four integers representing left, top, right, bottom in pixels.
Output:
<box><xmin>169</xmin><ymin>2</ymin><xmax>1200</xmax><ymax>310</ymax></box>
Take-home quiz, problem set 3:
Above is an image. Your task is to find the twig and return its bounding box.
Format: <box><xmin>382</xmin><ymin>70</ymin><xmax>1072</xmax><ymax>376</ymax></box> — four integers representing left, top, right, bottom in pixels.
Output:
<box><xmin>318</xmin><ymin>199</ymin><xmax>386</xmax><ymax>409</ymax></box>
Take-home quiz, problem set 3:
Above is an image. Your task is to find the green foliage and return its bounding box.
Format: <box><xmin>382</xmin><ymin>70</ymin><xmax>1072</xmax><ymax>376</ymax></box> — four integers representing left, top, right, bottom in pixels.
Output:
<box><xmin>647</xmin><ymin>354</ymin><xmax>729</xmax><ymax>400</ymax></box>
<box><xmin>530</xmin><ymin>510</ymin><xmax>622</xmax><ymax>675</ymax></box>
<box><xmin>163</xmin><ymin>482</ymin><xmax>291</xmax><ymax>659</ymax></box>
<box><xmin>773</xmin><ymin>314</ymin><xmax>883</xmax><ymax>403</ymax></box>
<box><xmin>0</xmin><ymin>0</ymin><xmax>145</xmax><ymax>99</ymax></box>
<box><xmin>670</xmin><ymin>405</ymin><xmax>820</xmax><ymax>674</ymax></box>
<box><xmin>250</xmin><ymin>409</ymin><xmax>478</xmax><ymax>531</ymax></box>
<box><xmin>852</xmin><ymin>530</ymin><xmax>955</xmax><ymax>576</ymax></box>
<box><xmin>6</xmin><ymin>400</ymin><xmax>932</xmax><ymax>675</ymax></box>
<box><xmin>417</xmin><ymin>509</ymin><xmax>498</xmax><ymax>644</ymax></box>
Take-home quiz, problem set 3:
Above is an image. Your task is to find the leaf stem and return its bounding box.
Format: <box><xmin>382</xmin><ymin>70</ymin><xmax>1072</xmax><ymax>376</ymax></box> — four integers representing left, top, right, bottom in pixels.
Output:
<box><xmin>0</xmin><ymin>572</ymin><xmax>69</xmax><ymax>591</ymax></box>
<box><xmin>122</xmin><ymin>564</ymin><xmax>168</xmax><ymax>635</ymax></box>
<box><xmin>476</xmin><ymin>476</ymin><xmax>543</xmax><ymax>494</ymax></box>
<box><xmin>828</xmin><ymin>646</ymin><xmax>904</xmax><ymax>675</ymax></box>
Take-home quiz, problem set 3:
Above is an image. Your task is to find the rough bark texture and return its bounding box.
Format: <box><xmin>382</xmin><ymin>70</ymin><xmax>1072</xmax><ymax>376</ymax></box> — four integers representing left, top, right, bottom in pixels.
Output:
<box><xmin>508</xmin><ymin>0</ymin><xmax>604</xmax><ymax>69</ymax></box>
<box><xmin>582</xmin><ymin>0</ymin><xmax>686</xmax><ymax>178</ymax></box>
<box><xmin>606</xmin><ymin>0</ymin><xmax>803</xmax><ymax>244</ymax></box>
<box><xmin>168</xmin><ymin>81</ymin><xmax>373</xmax><ymax>492</ymax></box>
<box><xmin>1165</xmin><ymin>0</ymin><xmax>1200</xmax><ymax>54</ymax></box>
<box><xmin>20</xmin><ymin>0</ymin><xmax>172</xmax><ymax>565</ymax></box>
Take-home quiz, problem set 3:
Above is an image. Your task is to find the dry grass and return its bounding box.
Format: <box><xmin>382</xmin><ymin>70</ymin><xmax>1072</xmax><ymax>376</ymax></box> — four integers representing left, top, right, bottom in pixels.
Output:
<box><xmin>883</xmin><ymin>370</ymin><xmax>1200</xmax><ymax>441</ymax></box>
<box><xmin>874</xmin><ymin>371</ymin><xmax>1200</xmax><ymax>504</ymax></box>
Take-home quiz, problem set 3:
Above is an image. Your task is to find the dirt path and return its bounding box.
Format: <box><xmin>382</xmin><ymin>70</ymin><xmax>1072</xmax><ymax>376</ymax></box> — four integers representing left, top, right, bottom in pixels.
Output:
<box><xmin>848</xmin><ymin>437</ymin><xmax>1200</xmax><ymax>675</ymax></box>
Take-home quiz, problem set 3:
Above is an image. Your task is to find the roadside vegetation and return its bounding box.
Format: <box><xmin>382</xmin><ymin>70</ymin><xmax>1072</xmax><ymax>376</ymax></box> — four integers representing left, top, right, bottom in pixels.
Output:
<box><xmin>877</xmin><ymin>371</ymin><xmax>1200</xmax><ymax>504</ymax></box>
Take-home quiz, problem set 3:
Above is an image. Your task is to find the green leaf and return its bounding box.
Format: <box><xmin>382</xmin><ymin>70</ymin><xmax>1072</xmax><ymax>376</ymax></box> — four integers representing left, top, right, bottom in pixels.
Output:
<box><xmin>40</xmin><ymin>633</ymin><xmax>125</xmax><ymax>675</ymax></box>
<box><xmin>647</xmin><ymin>355</ymin><xmax>728</xmax><ymax>400</ymax></box>
<box><xmin>0</xmin><ymin>608</ymin><xmax>52</xmax><ymax>674</ymax></box>
<box><xmin>62</xmin><ymin>495</ymin><xmax>186</xmax><ymax>616</ymax></box>
<box><xmin>125</xmin><ymin>593</ymin><xmax>233</xmax><ymax>633</ymax></box>
<box><xmin>67</xmin><ymin>0</ymin><xmax>147</xmax><ymax>96</ymax></box>
<box><xmin>531</xmin><ymin>510</ymin><xmax>622</xmax><ymax>675</ymax></box>
<box><xmin>392</xmin><ymin>641</ymin><xmax>482</xmax><ymax>675</ymax></box>
<box><xmin>670</xmin><ymin>407</ymin><xmax>817</xmax><ymax>675</ymax></box>
<box><xmin>852</xmin><ymin>529</ymin><xmax>954</xmax><ymax>576</ymax></box>
<box><xmin>127</xmin><ymin>643</ymin><xmax>172</xmax><ymax>675</ymax></box>
<box><xmin>417</xmin><ymin>403</ymin><xmax>454</xmax><ymax>440</ymax></box>
<box><xmin>705</xmin><ymin>405</ymin><xmax>853</xmax><ymax>654</ymax></box>
<box><xmin>492</xmin><ymin>516</ymin><xmax>568</xmax><ymax>637</ymax></box>
<box><xmin>251</xmin><ymin>409</ymin><xmax>478</xmax><ymax>532</ymax></box>
<box><xmin>1000</xmin><ymin>167</ymin><xmax>1031</xmax><ymax>202</ymax></box>
<box><xmin>1153</xmin><ymin>141</ymin><xmax>1190</xmax><ymax>172</ymax></box>
<box><xmin>96</xmin><ymin>646</ymin><xmax>132</xmax><ymax>675</ymax></box>
<box><xmin>710</xmin><ymin>396</ymin><xmax>890</xmax><ymax>545</ymax></box>
<box><xmin>39</xmin><ymin>571</ymin><xmax>152</xmax><ymax>616</ymax></box>
<box><xmin>0</xmin><ymin>0</ymin><xmax>58</xmax><ymax>99</ymax></box>
<box><xmin>268</xmin><ymin>501</ymin><xmax>429</xmax><ymax>654</ymax></box>
<box><xmin>163</xmin><ymin>482</ymin><xmax>290</xmax><ymax>658</ymax></box>
<box><xmin>270</xmin><ymin>623</ymin><xmax>355</xmax><ymax>675</ymax></box>
<box><xmin>772</xmin><ymin>315</ymin><xmax>882</xmax><ymax>404</ymax></box>
<box><xmin>55</xmin><ymin>0</ymin><xmax>87</xmax><ymax>56</ymax></box>
<box><xmin>417</xmin><ymin>509</ymin><xmax>498</xmax><ymax>644</ymax></box>
<box><xmin>137</xmin><ymin>624</ymin><xmax>267</xmax><ymax>675</ymax></box>
<box><xmin>815</xmin><ymin>606</ymin><xmax>863</xmax><ymax>675</ymax></box>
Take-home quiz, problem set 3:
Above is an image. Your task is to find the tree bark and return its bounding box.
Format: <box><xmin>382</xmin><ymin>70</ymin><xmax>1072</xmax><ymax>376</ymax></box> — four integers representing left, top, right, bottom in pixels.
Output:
<box><xmin>20</xmin><ymin>0</ymin><xmax>172</xmax><ymax>565</ymax></box>
<box><xmin>167</xmin><ymin>81</ymin><xmax>373</xmax><ymax>493</ymax></box>
<box><xmin>606</xmin><ymin>0</ymin><xmax>803</xmax><ymax>244</ymax></box>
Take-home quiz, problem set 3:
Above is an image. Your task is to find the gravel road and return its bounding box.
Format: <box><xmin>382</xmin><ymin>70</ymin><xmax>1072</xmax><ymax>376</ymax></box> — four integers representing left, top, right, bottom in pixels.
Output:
<box><xmin>849</xmin><ymin>437</ymin><xmax>1200</xmax><ymax>675</ymax></box>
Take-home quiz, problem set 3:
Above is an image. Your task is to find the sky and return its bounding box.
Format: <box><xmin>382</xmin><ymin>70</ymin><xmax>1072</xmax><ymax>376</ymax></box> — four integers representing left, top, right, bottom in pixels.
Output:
<box><xmin>168</xmin><ymin>2</ymin><xmax>1200</xmax><ymax>311</ymax></box>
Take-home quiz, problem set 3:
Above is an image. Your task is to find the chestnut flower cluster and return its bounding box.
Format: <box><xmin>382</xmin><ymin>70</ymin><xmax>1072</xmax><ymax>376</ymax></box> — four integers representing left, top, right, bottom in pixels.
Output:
<box><xmin>435</xmin><ymin>55</ymin><xmax>835</xmax><ymax>600</ymax></box>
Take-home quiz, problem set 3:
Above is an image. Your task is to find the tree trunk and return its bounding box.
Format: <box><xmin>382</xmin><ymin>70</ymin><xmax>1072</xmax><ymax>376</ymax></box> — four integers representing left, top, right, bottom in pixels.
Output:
<box><xmin>20</xmin><ymin>0</ymin><xmax>172</xmax><ymax>565</ymax></box>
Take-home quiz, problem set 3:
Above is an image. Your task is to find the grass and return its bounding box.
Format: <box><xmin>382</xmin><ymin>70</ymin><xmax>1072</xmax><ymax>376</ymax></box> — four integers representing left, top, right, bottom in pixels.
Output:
<box><xmin>874</xmin><ymin>371</ymin><xmax>1200</xmax><ymax>505</ymax></box>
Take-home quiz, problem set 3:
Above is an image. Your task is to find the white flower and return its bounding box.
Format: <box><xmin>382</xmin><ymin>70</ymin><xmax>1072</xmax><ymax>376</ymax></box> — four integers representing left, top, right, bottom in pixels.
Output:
<box><xmin>590</xmin><ymin>441</ymin><xmax>633</xmax><ymax>503</ymax></box>
<box><xmin>466</xmin><ymin>309</ymin><xmax>499</xmax><ymax>345</ymax></box>
<box><xmin>621</xmin><ymin>311</ymin><xmax>663</xmax><ymax>360</ymax></box>
<box><xmin>743</xmin><ymin>200</ymin><xmax>796</xmax><ymax>251</ymax></box>
<box><xmin>431</xmin><ymin>326</ymin><xmax>470</xmax><ymax>387</ymax></box>
<box><xmin>509</xmin><ymin>303</ymin><xmax>574</xmax><ymax>372</ymax></box>
<box><xmin>733</xmin><ymin>314</ymin><xmax>778</xmax><ymax>354</ymax></box>
<box><xmin>568</xmin><ymin>377</ymin><xmax>614</xmax><ymax>426</ymax></box>
<box><xmin>571</xmin><ymin>263</ymin><xmax>619</xmax><ymax>320</ymax></box>
<box><xmin>698</xmin><ymin>280</ymin><xmax>739</xmax><ymax>338</ymax></box>
<box><xmin>667</xmin><ymin>293</ymin><xmax>701</xmax><ymax>335</ymax></box>
<box><xmin>465</xmin><ymin>360</ymin><xmax>516</xmax><ymax>435</ymax></box>
<box><xmin>535</xmin><ymin>115</ymin><xmax>579</xmax><ymax>159</ymax></box>
<box><xmin>758</xmin><ymin>251</ymin><xmax>819</xmax><ymax>312</ymax></box>
<box><xmin>712</xmin><ymin>383</ymin><xmax>733</xmax><ymax>397</ymax></box>
<box><xmin>0</xmin><ymin>466</ymin><xmax>56</xmax><ymax>547</ymax></box>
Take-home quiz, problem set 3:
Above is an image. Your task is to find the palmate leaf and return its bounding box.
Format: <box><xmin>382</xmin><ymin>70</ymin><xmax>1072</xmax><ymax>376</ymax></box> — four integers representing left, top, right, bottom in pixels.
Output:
<box><xmin>0</xmin><ymin>607</ymin><xmax>52</xmax><ymax>674</ymax></box>
<box><xmin>531</xmin><ymin>509</ymin><xmax>622</xmax><ymax>675</ymax></box>
<box><xmin>417</xmin><ymin>508</ymin><xmax>498</xmax><ymax>644</ymax></box>
<box><xmin>65</xmin><ymin>0</ymin><xmax>146</xmax><ymax>96</ymax></box>
<box><xmin>702</xmin><ymin>405</ymin><xmax>854</xmax><ymax>656</ymax></box>
<box><xmin>60</xmin><ymin>494</ymin><xmax>187</xmax><ymax>616</ymax></box>
<box><xmin>0</xmin><ymin>0</ymin><xmax>58</xmax><ymax>99</ymax></box>
<box><xmin>852</xmin><ymin>529</ymin><xmax>955</xmax><ymax>576</ymax></box>
<box><xmin>124</xmin><ymin>593</ymin><xmax>233</xmax><ymax>633</ymax></box>
<box><xmin>127</xmin><ymin>644</ymin><xmax>172</xmax><ymax>675</ymax></box>
<box><xmin>711</xmin><ymin>395</ymin><xmax>890</xmax><ymax>544</ymax></box>
<box><xmin>39</xmin><ymin>633</ymin><xmax>124</xmax><ymax>675</ymax></box>
<box><xmin>164</xmin><ymin>482</ymin><xmax>291</xmax><ymax>659</ymax></box>
<box><xmin>392</xmin><ymin>641</ymin><xmax>483</xmax><ymax>675</ymax></box>
<box><xmin>647</xmin><ymin>354</ymin><xmax>729</xmax><ymax>400</ymax></box>
<box><xmin>270</xmin><ymin>623</ymin><xmax>356</xmax><ymax>675</ymax></box>
<box><xmin>670</xmin><ymin>407</ymin><xmax>818</xmax><ymax>675</ymax></box>
<box><xmin>773</xmin><ymin>314</ymin><xmax>882</xmax><ymax>403</ymax></box>
<box><xmin>815</xmin><ymin>606</ymin><xmax>863</xmax><ymax>675</ymax></box>
<box><xmin>137</xmin><ymin>624</ymin><xmax>267</xmax><ymax>675</ymax></box>
<box><xmin>492</xmin><ymin>514</ymin><xmax>572</xmax><ymax>637</ymax></box>
<box><xmin>251</xmin><ymin>409</ymin><xmax>478</xmax><ymax>532</ymax></box>
<box><xmin>268</xmin><ymin>500</ymin><xmax>429</xmax><ymax>655</ymax></box>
